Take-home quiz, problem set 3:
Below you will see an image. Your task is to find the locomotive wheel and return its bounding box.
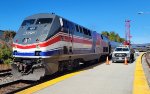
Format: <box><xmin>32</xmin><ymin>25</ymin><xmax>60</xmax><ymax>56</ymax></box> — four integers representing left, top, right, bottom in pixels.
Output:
<box><xmin>67</xmin><ymin>60</ymin><xmax>74</xmax><ymax>71</ymax></box>
<box><xmin>58</xmin><ymin>62</ymin><xmax>65</xmax><ymax>72</ymax></box>
<box><xmin>73</xmin><ymin>59</ymin><xmax>80</xmax><ymax>68</ymax></box>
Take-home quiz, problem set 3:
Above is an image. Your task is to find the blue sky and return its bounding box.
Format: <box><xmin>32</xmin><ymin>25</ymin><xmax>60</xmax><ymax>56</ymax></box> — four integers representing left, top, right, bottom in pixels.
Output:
<box><xmin>0</xmin><ymin>0</ymin><xmax>149</xmax><ymax>44</ymax></box>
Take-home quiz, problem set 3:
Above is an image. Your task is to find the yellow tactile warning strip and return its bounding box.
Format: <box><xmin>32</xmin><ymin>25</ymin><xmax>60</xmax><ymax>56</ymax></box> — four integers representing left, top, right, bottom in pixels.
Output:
<box><xmin>133</xmin><ymin>53</ymin><xmax>150</xmax><ymax>94</ymax></box>
<box><xmin>16</xmin><ymin>71</ymin><xmax>82</xmax><ymax>94</ymax></box>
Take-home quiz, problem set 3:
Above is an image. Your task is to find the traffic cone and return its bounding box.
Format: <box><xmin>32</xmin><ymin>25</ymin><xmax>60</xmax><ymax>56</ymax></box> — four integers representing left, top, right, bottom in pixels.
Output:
<box><xmin>124</xmin><ymin>57</ymin><xmax>128</xmax><ymax>65</ymax></box>
<box><xmin>106</xmin><ymin>56</ymin><xmax>110</xmax><ymax>65</ymax></box>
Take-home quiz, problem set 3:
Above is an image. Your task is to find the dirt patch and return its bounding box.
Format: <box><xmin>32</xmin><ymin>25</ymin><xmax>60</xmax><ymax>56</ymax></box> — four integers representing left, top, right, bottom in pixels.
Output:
<box><xmin>0</xmin><ymin>64</ymin><xmax>11</xmax><ymax>71</ymax></box>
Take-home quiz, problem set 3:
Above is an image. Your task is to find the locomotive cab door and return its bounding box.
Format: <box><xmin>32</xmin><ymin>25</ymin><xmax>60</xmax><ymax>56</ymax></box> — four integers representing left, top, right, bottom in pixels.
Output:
<box><xmin>92</xmin><ymin>31</ymin><xmax>97</xmax><ymax>53</ymax></box>
<box><xmin>67</xmin><ymin>21</ymin><xmax>74</xmax><ymax>54</ymax></box>
<box><xmin>61</xmin><ymin>19</ymin><xmax>74</xmax><ymax>54</ymax></box>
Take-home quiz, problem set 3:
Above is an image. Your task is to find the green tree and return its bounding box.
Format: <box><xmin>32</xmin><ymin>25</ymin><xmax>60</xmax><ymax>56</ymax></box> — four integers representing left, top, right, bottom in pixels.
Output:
<box><xmin>0</xmin><ymin>30</ymin><xmax>15</xmax><ymax>64</ymax></box>
<box><xmin>101</xmin><ymin>31</ymin><xmax>109</xmax><ymax>37</ymax></box>
<box><xmin>3</xmin><ymin>30</ymin><xmax>16</xmax><ymax>41</ymax></box>
<box><xmin>109</xmin><ymin>31</ymin><xmax>116</xmax><ymax>41</ymax></box>
<box><xmin>101</xmin><ymin>31</ymin><xmax>125</xmax><ymax>43</ymax></box>
<box><xmin>0</xmin><ymin>43</ymin><xmax>12</xmax><ymax>64</ymax></box>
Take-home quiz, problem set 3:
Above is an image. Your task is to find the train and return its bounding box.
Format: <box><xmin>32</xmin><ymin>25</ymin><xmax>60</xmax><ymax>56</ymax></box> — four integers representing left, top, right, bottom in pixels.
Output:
<box><xmin>12</xmin><ymin>13</ymin><xmax>115</xmax><ymax>80</ymax></box>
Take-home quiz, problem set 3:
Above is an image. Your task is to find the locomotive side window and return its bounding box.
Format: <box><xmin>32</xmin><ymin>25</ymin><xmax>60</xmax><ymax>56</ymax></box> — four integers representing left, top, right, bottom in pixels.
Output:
<box><xmin>83</xmin><ymin>28</ymin><xmax>88</xmax><ymax>35</ymax></box>
<box><xmin>75</xmin><ymin>25</ymin><xmax>79</xmax><ymax>32</ymax></box>
<box><xmin>36</xmin><ymin>18</ymin><xmax>53</xmax><ymax>24</ymax></box>
<box><xmin>21</xmin><ymin>19</ymin><xmax>35</xmax><ymax>26</ymax></box>
<box><xmin>79</xmin><ymin>26</ymin><xmax>83</xmax><ymax>33</ymax></box>
<box><xmin>62</xmin><ymin>19</ymin><xmax>67</xmax><ymax>28</ymax></box>
<box><xmin>88</xmin><ymin>30</ymin><xmax>91</xmax><ymax>36</ymax></box>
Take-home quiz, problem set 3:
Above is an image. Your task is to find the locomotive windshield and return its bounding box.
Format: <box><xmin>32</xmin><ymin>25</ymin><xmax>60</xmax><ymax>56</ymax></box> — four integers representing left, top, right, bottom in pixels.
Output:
<box><xmin>21</xmin><ymin>19</ymin><xmax>35</xmax><ymax>26</ymax></box>
<box><xmin>36</xmin><ymin>18</ymin><xmax>53</xmax><ymax>24</ymax></box>
<box><xmin>115</xmin><ymin>48</ymin><xmax>129</xmax><ymax>51</ymax></box>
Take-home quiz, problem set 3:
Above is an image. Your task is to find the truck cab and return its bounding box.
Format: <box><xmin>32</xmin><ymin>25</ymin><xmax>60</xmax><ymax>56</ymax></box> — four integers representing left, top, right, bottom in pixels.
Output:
<box><xmin>112</xmin><ymin>45</ymin><xmax>134</xmax><ymax>63</ymax></box>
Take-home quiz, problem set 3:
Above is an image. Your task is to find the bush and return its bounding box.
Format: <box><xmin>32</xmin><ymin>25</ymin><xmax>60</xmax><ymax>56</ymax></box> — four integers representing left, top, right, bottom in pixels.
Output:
<box><xmin>4</xmin><ymin>58</ymin><xmax>12</xmax><ymax>64</ymax></box>
<box><xmin>0</xmin><ymin>43</ymin><xmax>12</xmax><ymax>64</ymax></box>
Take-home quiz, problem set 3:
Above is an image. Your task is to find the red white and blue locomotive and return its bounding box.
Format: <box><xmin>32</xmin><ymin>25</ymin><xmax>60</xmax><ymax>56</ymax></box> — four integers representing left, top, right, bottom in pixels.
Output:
<box><xmin>12</xmin><ymin>13</ymin><xmax>111</xmax><ymax>80</ymax></box>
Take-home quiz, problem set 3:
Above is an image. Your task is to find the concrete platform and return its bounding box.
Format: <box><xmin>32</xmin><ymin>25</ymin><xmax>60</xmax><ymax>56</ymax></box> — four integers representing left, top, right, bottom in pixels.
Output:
<box><xmin>34</xmin><ymin>62</ymin><xmax>136</xmax><ymax>94</ymax></box>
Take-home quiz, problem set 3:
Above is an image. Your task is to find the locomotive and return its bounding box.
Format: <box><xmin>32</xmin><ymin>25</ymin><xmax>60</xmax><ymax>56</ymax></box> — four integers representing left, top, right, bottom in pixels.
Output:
<box><xmin>12</xmin><ymin>13</ymin><xmax>111</xmax><ymax>80</ymax></box>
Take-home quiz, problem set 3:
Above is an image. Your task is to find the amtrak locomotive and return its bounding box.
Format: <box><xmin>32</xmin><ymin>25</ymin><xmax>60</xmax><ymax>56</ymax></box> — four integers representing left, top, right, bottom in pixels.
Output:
<box><xmin>12</xmin><ymin>13</ymin><xmax>111</xmax><ymax>80</ymax></box>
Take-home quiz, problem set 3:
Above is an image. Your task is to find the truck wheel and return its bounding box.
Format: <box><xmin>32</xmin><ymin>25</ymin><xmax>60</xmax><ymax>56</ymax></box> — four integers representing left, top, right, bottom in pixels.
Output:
<box><xmin>129</xmin><ymin>58</ymin><xmax>133</xmax><ymax>63</ymax></box>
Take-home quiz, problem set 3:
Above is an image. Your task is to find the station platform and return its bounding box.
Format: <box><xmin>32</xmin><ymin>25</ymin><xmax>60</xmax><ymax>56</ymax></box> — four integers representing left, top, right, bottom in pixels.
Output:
<box><xmin>17</xmin><ymin>53</ymin><xmax>150</xmax><ymax>94</ymax></box>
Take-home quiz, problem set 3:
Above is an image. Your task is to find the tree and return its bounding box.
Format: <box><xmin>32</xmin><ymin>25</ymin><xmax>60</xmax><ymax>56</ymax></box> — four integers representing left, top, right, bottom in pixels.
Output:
<box><xmin>3</xmin><ymin>30</ymin><xmax>16</xmax><ymax>41</ymax></box>
<box><xmin>101</xmin><ymin>31</ymin><xmax>109</xmax><ymax>37</ymax></box>
<box><xmin>101</xmin><ymin>31</ymin><xmax>125</xmax><ymax>43</ymax></box>
<box><xmin>0</xmin><ymin>30</ymin><xmax>16</xmax><ymax>64</ymax></box>
<box><xmin>109</xmin><ymin>31</ymin><xmax>116</xmax><ymax>41</ymax></box>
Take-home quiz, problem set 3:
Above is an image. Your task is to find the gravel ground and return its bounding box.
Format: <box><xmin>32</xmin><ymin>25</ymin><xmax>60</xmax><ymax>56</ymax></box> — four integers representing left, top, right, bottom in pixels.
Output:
<box><xmin>145</xmin><ymin>52</ymin><xmax>150</xmax><ymax>64</ymax></box>
<box><xmin>143</xmin><ymin>53</ymin><xmax>150</xmax><ymax>86</ymax></box>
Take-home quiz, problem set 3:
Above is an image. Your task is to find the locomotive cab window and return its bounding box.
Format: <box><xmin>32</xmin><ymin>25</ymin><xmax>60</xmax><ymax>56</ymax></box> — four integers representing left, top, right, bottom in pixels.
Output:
<box><xmin>21</xmin><ymin>19</ymin><xmax>35</xmax><ymax>26</ymax></box>
<box><xmin>36</xmin><ymin>18</ymin><xmax>53</xmax><ymax>24</ymax></box>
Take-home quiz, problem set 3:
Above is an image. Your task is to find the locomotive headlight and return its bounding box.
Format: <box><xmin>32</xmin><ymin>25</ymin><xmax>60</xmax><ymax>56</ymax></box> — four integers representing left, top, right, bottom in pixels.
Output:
<box><xmin>13</xmin><ymin>50</ymin><xmax>17</xmax><ymax>55</ymax></box>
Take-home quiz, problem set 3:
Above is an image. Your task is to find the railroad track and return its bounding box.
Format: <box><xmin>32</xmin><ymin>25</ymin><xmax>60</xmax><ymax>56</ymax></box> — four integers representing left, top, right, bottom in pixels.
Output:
<box><xmin>0</xmin><ymin>80</ymin><xmax>35</xmax><ymax>94</ymax></box>
<box><xmin>0</xmin><ymin>69</ymin><xmax>13</xmax><ymax>85</ymax></box>
<box><xmin>0</xmin><ymin>69</ymin><xmax>11</xmax><ymax>77</ymax></box>
<box><xmin>0</xmin><ymin>60</ymin><xmax>104</xmax><ymax>94</ymax></box>
<box><xmin>0</xmin><ymin>69</ymin><xmax>36</xmax><ymax>94</ymax></box>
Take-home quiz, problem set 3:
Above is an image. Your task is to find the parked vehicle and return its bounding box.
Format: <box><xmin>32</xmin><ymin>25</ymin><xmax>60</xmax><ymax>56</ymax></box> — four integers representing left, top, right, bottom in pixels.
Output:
<box><xmin>112</xmin><ymin>45</ymin><xmax>134</xmax><ymax>63</ymax></box>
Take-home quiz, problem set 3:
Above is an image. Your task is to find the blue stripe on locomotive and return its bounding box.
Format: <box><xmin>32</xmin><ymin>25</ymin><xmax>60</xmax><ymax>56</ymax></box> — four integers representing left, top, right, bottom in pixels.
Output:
<box><xmin>13</xmin><ymin>50</ymin><xmax>60</xmax><ymax>56</ymax></box>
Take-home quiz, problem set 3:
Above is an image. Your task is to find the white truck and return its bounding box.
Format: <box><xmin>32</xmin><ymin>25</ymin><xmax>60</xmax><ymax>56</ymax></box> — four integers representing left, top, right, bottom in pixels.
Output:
<box><xmin>112</xmin><ymin>45</ymin><xmax>134</xmax><ymax>63</ymax></box>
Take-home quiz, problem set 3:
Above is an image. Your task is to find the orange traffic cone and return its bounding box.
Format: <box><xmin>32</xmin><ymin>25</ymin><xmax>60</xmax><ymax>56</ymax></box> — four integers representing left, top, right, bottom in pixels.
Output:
<box><xmin>106</xmin><ymin>56</ymin><xmax>110</xmax><ymax>65</ymax></box>
<box><xmin>124</xmin><ymin>57</ymin><xmax>128</xmax><ymax>65</ymax></box>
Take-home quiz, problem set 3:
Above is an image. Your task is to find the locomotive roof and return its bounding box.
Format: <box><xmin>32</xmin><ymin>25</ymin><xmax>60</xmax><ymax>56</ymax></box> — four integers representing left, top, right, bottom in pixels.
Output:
<box><xmin>24</xmin><ymin>13</ymin><xmax>95</xmax><ymax>35</ymax></box>
<box><xmin>25</xmin><ymin>13</ymin><xmax>58</xmax><ymax>20</ymax></box>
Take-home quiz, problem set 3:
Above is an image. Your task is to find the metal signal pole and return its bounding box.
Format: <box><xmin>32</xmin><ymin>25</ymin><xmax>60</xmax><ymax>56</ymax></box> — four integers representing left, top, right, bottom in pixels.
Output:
<box><xmin>124</xmin><ymin>20</ymin><xmax>132</xmax><ymax>46</ymax></box>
